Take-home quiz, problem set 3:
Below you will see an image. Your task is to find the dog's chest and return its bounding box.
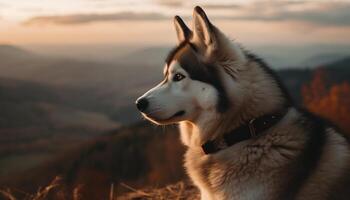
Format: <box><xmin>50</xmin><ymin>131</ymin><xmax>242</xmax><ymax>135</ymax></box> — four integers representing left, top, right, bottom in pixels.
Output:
<box><xmin>185</xmin><ymin>149</ymin><xmax>277</xmax><ymax>200</ymax></box>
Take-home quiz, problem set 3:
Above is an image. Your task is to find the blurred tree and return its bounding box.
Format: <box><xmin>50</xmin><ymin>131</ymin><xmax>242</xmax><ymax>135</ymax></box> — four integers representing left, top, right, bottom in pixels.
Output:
<box><xmin>302</xmin><ymin>68</ymin><xmax>350</xmax><ymax>133</ymax></box>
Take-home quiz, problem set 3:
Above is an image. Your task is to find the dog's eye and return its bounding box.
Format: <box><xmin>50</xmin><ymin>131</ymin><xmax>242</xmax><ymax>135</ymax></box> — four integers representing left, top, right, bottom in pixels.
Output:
<box><xmin>173</xmin><ymin>73</ymin><xmax>185</xmax><ymax>82</ymax></box>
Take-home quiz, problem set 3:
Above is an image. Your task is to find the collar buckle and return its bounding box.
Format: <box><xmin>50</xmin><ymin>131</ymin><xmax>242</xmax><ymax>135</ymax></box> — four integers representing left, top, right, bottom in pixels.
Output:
<box><xmin>248</xmin><ymin>118</ymin><xmax>257</xmax><ymax>137</ymax></box>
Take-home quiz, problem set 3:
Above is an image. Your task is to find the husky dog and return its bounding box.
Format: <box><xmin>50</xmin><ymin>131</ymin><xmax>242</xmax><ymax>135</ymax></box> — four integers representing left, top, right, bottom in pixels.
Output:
<box><xmin>136</xmin><ymin>6</ymin><xmax>350</xmax><ymax>200</ymax></box>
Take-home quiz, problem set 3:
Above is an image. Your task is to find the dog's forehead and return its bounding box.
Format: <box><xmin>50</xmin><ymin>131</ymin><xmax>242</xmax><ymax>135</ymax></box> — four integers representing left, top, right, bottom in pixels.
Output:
<box><xmin>164</xmin><ymin>42</ymin><xmax>202</xmax><ymax>77</ymax></box>
<box><xmin>165</xmin><ymin>41</ymin><xmax>190</xmax><ymax>66</ymax></box>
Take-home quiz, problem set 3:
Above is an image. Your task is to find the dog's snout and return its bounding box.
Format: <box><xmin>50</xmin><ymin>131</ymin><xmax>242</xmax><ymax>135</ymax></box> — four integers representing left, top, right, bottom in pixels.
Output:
<box><xmin>136</xmin><ymin>98</ymin><xmax>149</xmax><ymax>112</ymax></box>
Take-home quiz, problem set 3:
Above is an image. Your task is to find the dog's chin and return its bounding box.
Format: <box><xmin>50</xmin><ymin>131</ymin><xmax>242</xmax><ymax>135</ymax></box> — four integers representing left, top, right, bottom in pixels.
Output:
<box><xmin>143</xmin><ymin>110</ymin><xmax>186</xmax><ymax>125</ymax></box>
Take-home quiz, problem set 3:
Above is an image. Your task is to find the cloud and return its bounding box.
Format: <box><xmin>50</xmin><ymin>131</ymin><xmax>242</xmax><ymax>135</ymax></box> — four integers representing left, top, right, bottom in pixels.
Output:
<box><xmin>216</xmin><ymin>1</ymin><xmax>350</xmax><ymax>27</ymax></box>
<box><xmin>23</xmin><ymin>12</ymin><xmax>169</xmax><ymax>25</ymax></box>
<box><xmin>201</xmin><ymin>4</ymin><xmax>242</xmax><ymax>10</ymax></box>
<box><xmin>154</xmin><ymin>0</ymin><xmax>184</xmax><ymax>7</ymax></box>
<box><xmin>22</xmin><ymin>1</ymin><xmax>350</xmax><ymax>28</ymax></box>
<box><xmin>157</xmin><ymin>1</ymin><xmax>350</xmax><ymax>28</ymax></box>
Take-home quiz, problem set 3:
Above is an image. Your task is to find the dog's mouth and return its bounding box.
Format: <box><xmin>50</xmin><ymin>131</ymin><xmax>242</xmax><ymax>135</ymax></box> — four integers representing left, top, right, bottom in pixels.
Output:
<box><xmin>144</xmin><ymin>110</ymin><xmax>185</xmax><ymax>124</ymax></box>
<box><xmin>169</xmin><ymin>110</ymin><xmax>185</xmax><ymax>119</ymax></box>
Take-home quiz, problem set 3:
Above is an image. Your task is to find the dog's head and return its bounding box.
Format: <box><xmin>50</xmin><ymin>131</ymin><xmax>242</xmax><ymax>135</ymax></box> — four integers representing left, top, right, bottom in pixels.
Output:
<box><xmin>136</xmin><ymin>6</ymin><xmax>289</xmax><ymax>125</ymax></box>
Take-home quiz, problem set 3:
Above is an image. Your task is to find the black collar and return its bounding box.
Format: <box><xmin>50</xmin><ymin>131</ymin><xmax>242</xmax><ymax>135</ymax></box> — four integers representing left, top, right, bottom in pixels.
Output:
<box><xmin>201</xmin><ymin>109</ymin><xmax>288</xmax><ymax>154</ymax></box>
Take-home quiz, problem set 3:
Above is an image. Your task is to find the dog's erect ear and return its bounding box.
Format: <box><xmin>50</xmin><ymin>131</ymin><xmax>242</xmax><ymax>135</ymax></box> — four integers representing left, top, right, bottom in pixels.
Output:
<box><xmin>192</xmin><ymin>6</ymin><xmax>215</xmax><ymax>47</ymax></box>
<box><xmin>174</xmin><ymin>16</ymin><xmax>192</xmax><ymax>43</ymax></box>
<box><xmin>192</xmin><ymin>6</ymin><xmax>246</xmax><ymax>63</ymax></box>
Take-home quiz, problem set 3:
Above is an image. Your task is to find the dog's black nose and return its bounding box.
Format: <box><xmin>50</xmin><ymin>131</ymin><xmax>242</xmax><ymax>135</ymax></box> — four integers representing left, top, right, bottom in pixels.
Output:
<box><xmin>136</xmin><ymin>98</ymin><xmax>149</xmax><ymax>112</ymax></box>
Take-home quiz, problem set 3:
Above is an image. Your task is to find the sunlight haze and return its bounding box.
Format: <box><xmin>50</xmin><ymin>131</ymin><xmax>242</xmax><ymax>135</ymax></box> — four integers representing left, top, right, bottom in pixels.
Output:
<box><xmin>0</xmin><ymin>0</ymin><xmax>349</xmax><ymax>46</ymax></box>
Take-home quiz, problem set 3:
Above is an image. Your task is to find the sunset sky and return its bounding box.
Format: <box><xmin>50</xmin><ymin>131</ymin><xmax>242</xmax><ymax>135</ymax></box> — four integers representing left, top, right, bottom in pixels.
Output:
<box><xmin>0</xmin><ymin>0</ymin><xmax>350</xmax><ymax>46</ymax></box>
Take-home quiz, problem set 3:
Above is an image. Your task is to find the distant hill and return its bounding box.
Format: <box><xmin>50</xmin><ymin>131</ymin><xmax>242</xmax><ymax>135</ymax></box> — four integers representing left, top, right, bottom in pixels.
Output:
<box><xmin>0</xmin><ymin>45</ymin><xmax>53</xmax><ymax>77</ymax></box>
<box><xmin>0</xmin><ymin>45</ymin><xmax>160</xmax><ymax>90</ymax></box>
<box><xmin>3</xmin><ymin>122</ymin><xmax>185</xmax><ymax>200</ymax></box>
<box><xmin>301</xmin><ymin>53</ymin><xmax>348</xmax><ymax>68</ymax></box>
<box><xmin>26</xmin><ymin>44</ymin><xmax>141</xmax><ymax>63</ymax></box>
<box><xmin>0</xmin><ymin>77</ymin><xmax>121</xmax><ymax>129</ymax></box>
<box><xmin>25</xmin><ymin>44</ymin><xmax>350</xmax><ymax>69</ymax></box>
<box><xmin>119</xmin><ymin>46</ymin><xmax>170</xmax><ymax>66</ymax></box>
<box><xmin>0</xmin><ymin>45</ymin><xmax>153</xmax><ymax>123</ymax></box>
<box><xmin>0</xmin><ymin>45</ymin><xmax>176</xmax><ymax>135</ymax></box>
<box><xmin>327</xmin><ymin>57</ymin><xmax>350</xmax><ymax>70</ymax></box>
<box><xmin>0</xmin><ymin>44</ymin><xmax>37</xmax><ymax>60</ymax></box>
<box><xmin>252</xmin><ymin>44</ymin><xmax>350</xmax><ymax>68</ymax></box>
<box><xmin>277</xmin><ymin>56</ymin><xmax>350</xmax><ymax>101</ymax></box>
<box><xmin>0</xmin><ymin>78</ymin><xmax>121</xmax><ymax>179</ymax></box>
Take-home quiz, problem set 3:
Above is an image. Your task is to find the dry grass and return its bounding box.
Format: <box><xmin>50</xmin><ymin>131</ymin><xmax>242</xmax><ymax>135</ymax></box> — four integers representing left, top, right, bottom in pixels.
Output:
<box><xmin>0</xmin><ymin>176</ymin><xmax>63</xmax><ymax>200</ymax></box>
<box><xmin>117</xmin><ymin>181</ymin><xmax>199</xmax><ymax>200</ymax></box>
<box><xmin>1</xmin><ymin>177</ymin><xmax>199</xmax><ymax>200</ymax></box>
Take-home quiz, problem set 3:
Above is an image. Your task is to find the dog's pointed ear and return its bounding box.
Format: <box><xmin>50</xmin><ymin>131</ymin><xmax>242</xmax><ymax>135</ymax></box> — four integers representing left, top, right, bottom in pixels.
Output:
<box><xmin>192</xmin><ymin>6</ymin><xmax>246</xmax><ymax>63</ymax></box>
<box><xmin>192</xmin><ymin>6</ymin><xmax>215</xmax><ymax>47</ymax></box>
<box><xmin>174</xmin><ymin>16</ymin><xmax>192</xmax><ymax>43</ymax></box>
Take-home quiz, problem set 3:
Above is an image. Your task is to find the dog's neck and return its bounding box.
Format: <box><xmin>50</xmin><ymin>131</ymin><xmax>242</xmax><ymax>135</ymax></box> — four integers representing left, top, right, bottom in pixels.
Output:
<box><xmin>179</xmin><ymin>112</ymin><xmax>222</xmax><ymax>148</ymax></box>
<box><xmin>179</xmin><ymin>59</ymin><xmax>289</xmax><ymax>150</ymax></box>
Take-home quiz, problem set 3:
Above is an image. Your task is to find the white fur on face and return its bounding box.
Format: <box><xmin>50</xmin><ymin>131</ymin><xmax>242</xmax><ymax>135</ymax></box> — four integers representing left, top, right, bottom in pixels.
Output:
<box><xmin>137</xmin><ymin>60</ymin><xmax>218</xmax><ymax>125</ymax></box>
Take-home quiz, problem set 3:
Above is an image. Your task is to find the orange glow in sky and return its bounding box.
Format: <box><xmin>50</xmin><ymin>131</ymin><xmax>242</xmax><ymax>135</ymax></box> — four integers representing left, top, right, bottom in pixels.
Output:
<box><xmin>0</xmin><ymin>0</ymin><xmax>349</xmax><ymax>46</ymax></box>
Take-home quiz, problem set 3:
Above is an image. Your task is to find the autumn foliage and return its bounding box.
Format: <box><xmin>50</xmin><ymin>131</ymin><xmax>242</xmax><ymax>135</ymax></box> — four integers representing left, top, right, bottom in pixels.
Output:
<box><xmin>302</xmin><ymin>68</ymin><xmax>350</xmax><ymax>133</ymax></box>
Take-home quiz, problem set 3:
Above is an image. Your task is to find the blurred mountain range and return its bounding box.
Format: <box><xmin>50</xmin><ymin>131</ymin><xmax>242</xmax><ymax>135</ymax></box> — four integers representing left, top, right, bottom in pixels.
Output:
<box><xmin>26</xmin><ymin>44</ymin><xmax>350</xmax><ymax>68</ymax></box>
